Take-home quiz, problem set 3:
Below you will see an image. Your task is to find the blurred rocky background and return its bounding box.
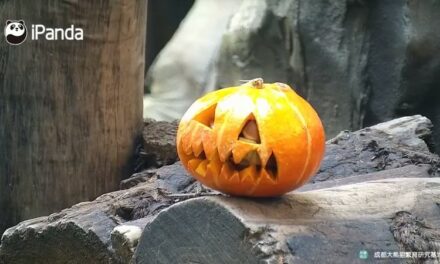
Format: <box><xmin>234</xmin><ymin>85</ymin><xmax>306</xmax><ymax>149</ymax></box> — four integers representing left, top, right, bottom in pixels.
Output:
<box><xmin>144</xmin><ymin>0</ymin><xmax>440</xmax><ymax>152</ymax></box>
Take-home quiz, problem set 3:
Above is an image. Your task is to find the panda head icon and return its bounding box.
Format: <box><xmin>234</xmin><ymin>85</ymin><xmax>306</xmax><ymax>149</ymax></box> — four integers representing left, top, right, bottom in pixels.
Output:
<box><xmin>4</xmin><ymin>20</ymin><xmax>27</xmax><ymax>45</ymax></box>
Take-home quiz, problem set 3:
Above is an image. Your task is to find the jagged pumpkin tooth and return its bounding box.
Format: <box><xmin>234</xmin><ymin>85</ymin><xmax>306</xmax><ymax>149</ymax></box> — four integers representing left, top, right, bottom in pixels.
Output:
<box><xmin>257</xmin><ymin>148</ymin><xmax>273</xmax><ymax>167</ymax></box>
<box><xmin>245</xmin><ymin>151</ymin><xmax>261</xmax><ymax>166</ymax></box>
<box><xmin>181</xmin><ymin>132</ymin><xmax>193</xmax><ymax>156</ymax></box>
<box><xmin>206</xmin><ymin>161</ymin><xmax>221</xmax><ymax>179</ymax></box>
<box><xmin>187</xmin><ymin>159</ymin><xmax>202</xmax><ymax>172</ymax></box>
<box><xmin>195</xmin><ymin>160</ymin><xmax>209</xmax><ymax>177</ymax></box>
<box><xmin>218</xmin><ymin>148</ymin><xmax>232</xmax><ymax>163</ymax></box>
<box><xmin>180</xmin><ymin>122</ymin><xmax>196</xmax><ymax>155</ymax></box>
<box><xmin>219</xmin><ymin>163</ymin><xmax>235</xmax><ymax>180</ymax></box>
<box><xmin>190</xmin><ymin>122</ymin><xmax>210</xmax><ymax>157</ymax></box>
<box><xmin>206</xmin><ymin>151</ymin><xmax>221</xmax><ymax>178</ymax></box>
<box><xmin>191</xmin><ymin>136</ymin><xmax>204</xmax><ymax>157</ymax></box>
<box><xmin>239</xmin><ymin>165</ymin><xmax>259</xmax><ymax>182</ymax></box>
<box><xmin>260</xmin><ymin>169</ymin><xmax>277</xmax><ymax>183</ymax></box>
<box><xmin>202</xmin><ymin>132</ymin><xmax>216</xmax><ymax>159</ymax></box>
<box><xmin>231</xmin><ymin>141</ymin><xmax>259</xmax><ymax>164</ymax></box>
<box><xmin>182</xmin><ymin>142</ymin><xmax>193</xmax><ymax>156</ymax></box>
<box><xmin>228</xmin><ymin>172</ymin><xmax>240</xmax><ymax>184</ymax></box>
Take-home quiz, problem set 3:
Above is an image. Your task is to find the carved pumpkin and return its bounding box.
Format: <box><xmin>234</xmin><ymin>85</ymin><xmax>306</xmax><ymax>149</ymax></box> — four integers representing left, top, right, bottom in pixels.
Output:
<box><xmin>176</xmin><ymin>78</ymin><xmax>325</xmax><ymax>197</ymax></box>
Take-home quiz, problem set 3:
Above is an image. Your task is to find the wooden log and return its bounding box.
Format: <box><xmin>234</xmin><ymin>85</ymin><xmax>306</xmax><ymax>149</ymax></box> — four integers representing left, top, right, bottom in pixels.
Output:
<box><xmin>133</xmin><ymin>177</ymin><xmax>440</xmax><ymax>263</ymax></box>
<box><xmin>0</xmin><ymin>0</ymin><xmax>146</xmax><ymax>233</ymax></box>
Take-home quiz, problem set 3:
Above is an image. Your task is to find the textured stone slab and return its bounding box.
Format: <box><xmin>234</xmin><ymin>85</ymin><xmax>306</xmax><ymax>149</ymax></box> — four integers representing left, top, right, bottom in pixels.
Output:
<box><xmin>1</xmin><ymin>116</ymin><xmax>438</xmax><ymax>263</ymax></box>
<box><xmin>134</xmin><ymin>178</ymin><xmax>440</xmax><ymax>263</ymax></box>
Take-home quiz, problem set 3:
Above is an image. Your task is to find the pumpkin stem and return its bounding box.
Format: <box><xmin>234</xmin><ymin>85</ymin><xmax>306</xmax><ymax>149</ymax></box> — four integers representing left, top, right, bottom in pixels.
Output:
<box><xmin>241</xmin><ymin>78</ymin><xmax>264</xmax><ymax>89</ymax></box>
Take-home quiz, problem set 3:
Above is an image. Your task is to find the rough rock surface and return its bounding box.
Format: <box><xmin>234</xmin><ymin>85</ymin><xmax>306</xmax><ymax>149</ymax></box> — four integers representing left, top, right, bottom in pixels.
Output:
<box><xmin>215</xmin><ymin>0</ymin><xmax>440</xmax><ymax>146</ymax></box>
<box><xmin>134</xmin><ymin>177</ymin><xmax>440</xmax><ymax>264</ymax></box>
<box><xmin>141</xmin><ymin>0</ymin><xmax>440</xmax><ymax>152</ymax></box>
<box><xmin>315</xmin><ymin>115</ymin><xmax>438</xmax><ymax>183</ymax></box>
<box><xmin>111</xmin><ymin>225</ymin><xmax>143</xmax><ymax>264</ymax></box>
<box><xmin>121</xmin><ymin>161</ymin><xmax>193</xmax><ymax>190</ymax></box>
<box><xmin>134</xmin><ymin>115</ymin><xmax>439</xmax><ymax>189</ymax></box>
<box><xmin>1</xmin><ymin>116</ymin><xmax>439</xmax><ymax>263</ymax></box>
<box><xmin>137</xmin><ymin>118</ymin><xmax>179</xmax><ymax>170</ymax></box>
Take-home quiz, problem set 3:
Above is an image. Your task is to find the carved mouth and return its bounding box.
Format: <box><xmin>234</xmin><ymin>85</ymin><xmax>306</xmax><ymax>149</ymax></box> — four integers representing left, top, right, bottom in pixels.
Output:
<box><xmin>185</xmin><ymin>143</ymin><xmax>278</xmax><ymax>182</ymax></box>
<box><xmin>182</xmin><ymin>103</ymin><xmax>279</xmax><ymax>182</ymax></box>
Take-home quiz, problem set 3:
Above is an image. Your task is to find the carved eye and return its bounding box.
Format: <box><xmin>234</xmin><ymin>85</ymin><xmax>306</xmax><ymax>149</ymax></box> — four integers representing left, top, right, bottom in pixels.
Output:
<box><xmin>265</xmin><ymin>153</ymin><xmax>278</xmax><ymax>180</ymax></box>
<box><xmin>10</xmin><ymin>24</ymin><xmax>15</xmax><ymax>30</ymax></box>
<box><xmin>177</xmin><ymin>79</ymin><xmax>326</xmax><ymax>197</ymax></box>
<box><xmin>193</xmin><ymin>104</ymin><xmax>216</xmax><ymax>129</ymax></box>
<box><xmin>19</xmin><ymin>25</ymin><xmax>23</xmax><ymax>30</ymax></box>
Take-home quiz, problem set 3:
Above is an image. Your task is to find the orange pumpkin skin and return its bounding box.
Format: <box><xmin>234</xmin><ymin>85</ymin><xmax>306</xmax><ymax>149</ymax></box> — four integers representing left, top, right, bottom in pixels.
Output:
<box><xmin>176</xmin><ymin>79</ymin><xmax>325</xmax><ymax>197</ymax></box>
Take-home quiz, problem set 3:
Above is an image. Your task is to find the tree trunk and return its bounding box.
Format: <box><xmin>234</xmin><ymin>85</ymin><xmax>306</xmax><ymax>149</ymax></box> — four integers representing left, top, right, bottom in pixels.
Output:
<box><xmin>0</xmin><ymin>0</ymin><xmax>146</xmax><ymax>234</ymax></box>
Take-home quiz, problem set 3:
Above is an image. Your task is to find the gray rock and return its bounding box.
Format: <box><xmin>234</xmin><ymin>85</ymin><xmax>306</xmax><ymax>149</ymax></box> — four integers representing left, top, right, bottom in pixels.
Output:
<box><xmin>365</xmin><ymin>0</ymin><xmax>440</xmax><ymax>131</ymax></box>
<box><xmin>215</xmin><ymin>0</ymin><xmax>440</xmax><ymax>148</ymax></box>
<box><xmin>134</xmin><ymin>177</ymin><xmax>440</xmax><ymax>263</ymax></box>
<box><xmin>0</xmin><ymin>210</ymin><xmax>117</xmax><ymax>264</ymax></box>
<box><xmin>140</xmin><ymin>118</ymin><xmax>178</xmax><ymax>168</ymax></box>
<box><xmin>0</xmin><ymin>172</ymin><xmax>196</xmax><ymax>264</ymax></box>
<box><xmin>143</xmin><ymin>0</ymin><xmax>194</xmax><ymax>77</ymax></box>
<box><xmin>154</xmin><ymin>162</ymin><xmax>195</xmax><ymax>192</ymax></box>
<box><xmin>120</xmin><ymin>169</ymin><xmax>156</xmax><ymax>190</ymax></box>
<box><xmin>313</xmin><ymin>115</ymin><xmax>438</xmax><ymax>183</ymax></box>
<box><xmin>121</xmin><ymin>162</ymin><xmax>194</xmax><ymax>191</ymax></box>
<box><xmin>141</xmin><ymin>0</ymin><xmax>440</xmax><ymax>152</ymax></box>
<box><xmin>216</xmin><ymin>0</ymin><xmax>369</xmax><ymax>137</ymax></box>
<box><xmin>133</xmin><ymin>198</ymin><xmax>262</xmax><ymax>264</ymax></box>
<box><xmin>299</xmin><ymin>164</ymin><xmax>434</xmax><ymax>192</ymax></box>
<box><xmin>2</xmin><ymin>116</ymin><xmax>439</xmax><ymax>263</ymax></box>
<box><xmin>111</xmin><ymin>224</ymin><xmax>143</xmax><ymax>264</ymax></box>
<box><xmin>143</xmin><ymin>0</ymin><xmax>244</xmax><ymax>121</ymax></box>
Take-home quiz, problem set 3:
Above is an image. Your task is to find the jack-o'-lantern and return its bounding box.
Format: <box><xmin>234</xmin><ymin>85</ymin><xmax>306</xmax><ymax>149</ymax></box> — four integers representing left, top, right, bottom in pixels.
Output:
<box><xmin>176</xmin><ymin>78</ymin><xmax>325</xmax><ymax>197</ymax></box>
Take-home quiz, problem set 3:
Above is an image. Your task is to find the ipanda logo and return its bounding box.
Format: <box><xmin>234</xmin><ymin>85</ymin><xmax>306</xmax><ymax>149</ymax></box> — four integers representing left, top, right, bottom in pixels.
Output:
<box><xmin>4</xmin><ymin>19</ymin><xmax>83</xmax><ymax>45</ymax></box>
<box><xmin>4</xmin><ymin>20</ymin><xmax>27</xmax><ymax>45</ymax></box>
